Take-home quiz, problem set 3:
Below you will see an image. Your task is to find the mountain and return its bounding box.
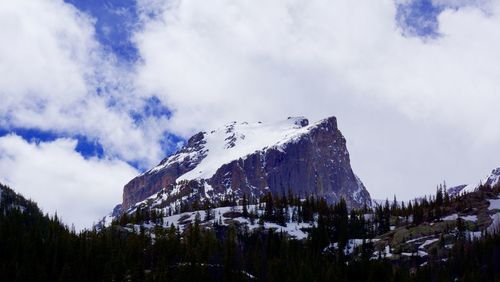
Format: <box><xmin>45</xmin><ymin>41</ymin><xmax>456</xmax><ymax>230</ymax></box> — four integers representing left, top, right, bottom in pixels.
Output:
<box><xmin>0</xmin><ymin>183</ymin><xmax>80</xmax><ymax>281</ymax></box>
<box><xmin>106</xmin><ymin>173</ymin><xmax>500</xmax><ymax>278</ymax></box>
<box><xmin>5</xmin><ymin>181</ymin><xmax>500</xmax><ymax>281</ymax></box>
<box><xmin>447</xmin><ymin>184</ymin><xmax>467</xmax><ymax>197</ymax></box>
<box><xmin>0</xmin><ymin>183</ymin><xmax>38</xmax><ymax>215</ymax></box>
<box><xmin>448</xmin><ymin>167</ymin><xmax>500</xmax><ymax>196</ymax></box>
<box><xmin>121</xmin><ymin>116</ymin><xmax>371</xmax><ymax>215</ymax></box>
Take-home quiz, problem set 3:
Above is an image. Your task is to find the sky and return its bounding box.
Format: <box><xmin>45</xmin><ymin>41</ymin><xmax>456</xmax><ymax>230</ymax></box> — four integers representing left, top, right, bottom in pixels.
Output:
<box><xmin>0</xmin><ymin>0</ymin><xmax>499</xmax><ymax>229</ymax></box>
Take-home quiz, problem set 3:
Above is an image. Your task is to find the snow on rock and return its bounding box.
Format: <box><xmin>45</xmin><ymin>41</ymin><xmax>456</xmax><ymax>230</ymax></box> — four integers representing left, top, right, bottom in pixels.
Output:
<box><xmin>459</xmin><ymin>167</ymin><xmax>500</xmax><ymax>194</ymax></box>
<box><xmin>177</xmin><ymin>117</ymin><xmax>314</xmax><ymax>181</ymax></box>
<box><xmin>126</xmin><ymin>205</ymin><xmax>314</xmax><ymax>239</ymax></box>
<box><xmin>461</xmin><ymin>183</ymin><xmax>479</xmax><ymax>194</ymax></box>
<box><xmin>487</xmin><ymin>213</ymin><xmax>500</xmax><ymax>234</ymax></box>
<box><xmin>466</xmin><ymin>231</ymin><xmax>483</xmax><ymax>240</ymax></box>
<box><xmin>486</xmin><ymin>168</ymin><xmax>500</xmax><ymax>187</ymax></box>
<box><xmin>370</xmin><ymin>244</ymin><xmax>394</xmax><ymax>260</ymax></box>
<box><xmin>328</xmin><ymin>239</ymin><xmax>380</xmax><ymax>255</ymax></box>
<box><xmin>419</xmin><ymin>238</ymin><xmax>439</xmax><ymax>249</ymax></box>
<box><xmin>442</xmin><ymin>214</ymin><xmax>459</xmax><ymax>221</ymax></box>
<box><xmin>379</xmin><ymin>245</ymin><xmax>393</xmax><ymax>259</ymax></box>
<box><xmin>120</xmin><ymin>115</ymin><xmax>372</xmax><ymax>213</ymax></box>
<box><xmin>488</xmin><ymin>198</ymin><xmax>500</xmax><ymax>211</ymax></box>
<box><xmin>441</xmin><ymin>213</ymin><xmax>477</xmax><ymax>222</ymax></box>
<box><xmin>418</xmin><ymin>250</ymin><xmax>428</xmax><ymax>257</ymax></box>
<box><xmin>99</xmin><ymin>214</ymin><xmax>115</xmax><ymax>228</ymax></box>
<box><xmin>461</xmin><ymin>215</ymin><xmax>478</xmax><ymax>222</ymax></box>
<box><xmin>405</xmin><ymin>235</ymin><xmax>435</xmax><ymax>244</ymax></box>
<box><xmin>401</xmin><ymin>250</ymin><xmax>428</xmax><ymax>257</ymax></box>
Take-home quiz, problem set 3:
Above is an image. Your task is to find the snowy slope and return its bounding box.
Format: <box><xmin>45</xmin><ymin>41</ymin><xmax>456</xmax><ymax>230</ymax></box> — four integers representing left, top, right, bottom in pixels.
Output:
<box><xmin>460</xmin><ymin>167</ymin><xmax>500</xmax><ymax>194</ymax></box>
<box><xmin>104</xmin><ymin>204</ymin><xmax>314</xmax><ymax>240</ymax></box>
<box><xmin>149</xmin><ymin>116</ymin><xmax>313</xmax><ymax>181</ymax></box>
<box><xmin>121</xmin><ymin>115</ymin><xmax>371</xmax><ymax>213</ymax></box>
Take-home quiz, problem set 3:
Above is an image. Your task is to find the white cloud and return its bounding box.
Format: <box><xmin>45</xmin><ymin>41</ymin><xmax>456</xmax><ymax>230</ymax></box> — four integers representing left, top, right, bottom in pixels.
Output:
<box><xmin>0</xmin><ymin>135</ymin><xmax>138</xmax><ymax>230</ymax></box>
<box><xmin>133</xmin><ymin>0</ymin><xmax>500</xmax><ymax>199</ymax></box>
<box><xmin>1</xmin><ymin>0</ymin><xmax>499</xmax><ymax>212</ymax></box>
<box><xmin>0</xmin><ymin>0</ymin><xmax>169</xmax><ymax>167</ymax></box>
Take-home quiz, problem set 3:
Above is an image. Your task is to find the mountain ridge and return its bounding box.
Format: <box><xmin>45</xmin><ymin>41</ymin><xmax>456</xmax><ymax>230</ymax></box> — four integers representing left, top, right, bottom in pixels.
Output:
<box><xmin>121</xmin><ymin>116</ymin><xmax>371</xmax><ymax>214</ymax></box>
<box><xmin>448</xmin><ymin>167</ymin><xmax>500</xmax><ymax>196</ymax></box>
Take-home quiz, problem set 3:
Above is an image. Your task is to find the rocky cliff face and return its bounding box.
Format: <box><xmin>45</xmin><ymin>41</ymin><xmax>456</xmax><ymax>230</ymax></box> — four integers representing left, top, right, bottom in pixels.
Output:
<box><xmin>122</xmin><ymin>132</ymin><xmax>207</xmax><ymax>210</ymax></box>
<box><xmin>122</xmin><ymin>116</ymin><xmax>371</xmax><ymax>213</ymax></box>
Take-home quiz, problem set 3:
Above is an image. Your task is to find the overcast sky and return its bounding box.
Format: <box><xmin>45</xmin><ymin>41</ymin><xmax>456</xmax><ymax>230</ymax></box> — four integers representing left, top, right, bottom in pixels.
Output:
<box><xmin>0</xmin><ymin>0</ymin><xmax>499</xmax><ymax>229</ymax></box>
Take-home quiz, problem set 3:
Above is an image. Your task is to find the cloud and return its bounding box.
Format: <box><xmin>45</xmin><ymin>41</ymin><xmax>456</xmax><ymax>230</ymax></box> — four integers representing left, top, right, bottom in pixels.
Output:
<box><xmin>133</xmin><ymin>0</ymin><xmax>500</xmax><ymax>198</ymax></box>
<box><xmin>134</xmin><ymin>0</ymin><xmax>500</xmax><ymax>140</ymax></box>
<box><xmin>1</xmin><ymin>0</ymin><xmax>499</xmax><ymax>212</ymax></box>
<box><xmin>0</xmin><ymin>0</ymin><xmax>169</xmax><ymax>167</ymax></box>
<box><xmin>0</xmin><ymin>0</ymin><xmax>159</xmax><ymax>227</ymax></box>
<box><xmin>0</xmin><ymin>135</ymin><xmax>138</xmax><ymax>230</ymax></box>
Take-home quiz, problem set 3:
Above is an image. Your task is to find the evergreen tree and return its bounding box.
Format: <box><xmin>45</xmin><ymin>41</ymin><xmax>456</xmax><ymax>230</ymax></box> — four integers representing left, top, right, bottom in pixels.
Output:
<box><xmin>242</xmin><ymin>193</ymin><xmax>248</xmax><ymax>218</ymax></box>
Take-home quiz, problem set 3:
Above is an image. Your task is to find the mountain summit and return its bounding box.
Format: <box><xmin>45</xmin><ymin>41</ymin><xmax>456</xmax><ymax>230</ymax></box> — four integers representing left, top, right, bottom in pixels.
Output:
<box><xmin>448</xmin><ymin>167</ymin><xmax>500</xmax><ymax>196</ymax></box>
<box><xmin>121</xmin><ymin>116</ymin><xmax>371</xmax><ymax>213</ymax></box>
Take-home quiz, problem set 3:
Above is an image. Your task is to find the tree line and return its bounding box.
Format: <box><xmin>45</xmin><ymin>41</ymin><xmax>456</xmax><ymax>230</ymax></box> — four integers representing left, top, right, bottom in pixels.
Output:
<box><xmin>2</xmin><ymin>183</ymin><xmax>500</xmax><ymax>281</ymax></box>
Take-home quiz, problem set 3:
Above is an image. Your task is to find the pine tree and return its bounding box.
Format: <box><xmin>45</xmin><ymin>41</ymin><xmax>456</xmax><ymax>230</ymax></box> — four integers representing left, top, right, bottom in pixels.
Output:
<box><xmin>204</xmin><ymin>201</ymin><xmax>213</xmax><ymax>221</ymax></box>
<box><xmin>242</xmin><ymin>193</ymin><xmax>248</xmax><ymax>218</ymax></box>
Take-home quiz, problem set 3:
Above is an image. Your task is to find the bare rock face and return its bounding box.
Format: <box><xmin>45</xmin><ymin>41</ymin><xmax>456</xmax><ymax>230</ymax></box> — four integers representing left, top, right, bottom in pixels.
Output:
<box><xmin>122</xmin><ymin>132</ymin><xmax>207</xmax><ymax>210</ymax></box>
<box><xmin>121</xmin><ymin>116</ymin><xmax>371</xmax><ymax>212</ymax></box>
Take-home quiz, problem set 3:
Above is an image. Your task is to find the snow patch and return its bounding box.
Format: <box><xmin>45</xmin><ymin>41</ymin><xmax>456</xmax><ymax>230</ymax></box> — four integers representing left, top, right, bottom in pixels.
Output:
<box><xmin>442</xmin><ymin>214</ymin><xmax>458</xmax><ymax>221</ymax></box>
<box><xmin>466</xmin><ymin>231</ymin><xmax>483</xmax><ymax>240</ymax></box>
<box><xmin>144</xmin><ymin>205</ymin><xmax>314</xmax><ymax>239</ymax></box>
<box><xmin>488</xmin><ymin>198</ymin><xmax>500</xmax><ymax>211</ymax></box>
<box><xmin>419</xmin><ymin>238</ymin><xmax>439</xmax><ymax>249</ymax></box>
<box><xmin>461</xmin><ymin>215</ymin><xmax>478</xmax><ymax>222</ymax></box>
<box><xmin>462</xmin><ymin>167</ymin><xmax>500</xmax><ymax>194</ymax></box>
<box><xmin>441</xmin><ymin>213</ymin><xmax>477</xmax><ymax>222</ymax></box>
<box><xmin>487</xmin><ymin>212</ymin><xmax>500</xmax><ymax>234</ymax></box>
<box><xmin>177</xmin><ymin>117</ymin><xmax>325</xmax><ymax>181</ymax></box>
<box><xmin>328</xmin><ymin>239</ymin><xmax>380</xmax><ymax>255</ymax></box>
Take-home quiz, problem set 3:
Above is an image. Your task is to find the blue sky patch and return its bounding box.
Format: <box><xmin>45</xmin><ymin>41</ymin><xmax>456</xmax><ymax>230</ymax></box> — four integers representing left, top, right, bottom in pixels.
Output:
<box><xmin>64</xmin><ymin>0</ymin><xmax>139</xmax><ymax>62</ymax></box>
<box><xmin>0</xmin><ymin>128</ymin><xmax>105</xmax><ymax>159</ymax></box>
<box><xmin>130</xmin><ymin>96</ymin><xmax>172</xmax><ymax>125</ymax></box>
<box><xmin>396</xmin><ymin>0</ymin><xmax>443</xmax><ymax>37</ymax></box>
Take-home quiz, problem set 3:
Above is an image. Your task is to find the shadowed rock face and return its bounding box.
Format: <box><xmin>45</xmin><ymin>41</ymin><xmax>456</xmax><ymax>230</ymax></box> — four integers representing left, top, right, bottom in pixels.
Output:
<box><xmin>122</xmin><ymin>116</ymin><xmax>371</xmax><ymax>211</ymax></box>
<box><xmin>122</xmin><ymin>132</ymin><xmax>206</xmax><ymax>210</ymax></box>
<box><xmin>207</xmin><ymin>117</ymin><xmax>370</xmax><ymax>208</ymax></box>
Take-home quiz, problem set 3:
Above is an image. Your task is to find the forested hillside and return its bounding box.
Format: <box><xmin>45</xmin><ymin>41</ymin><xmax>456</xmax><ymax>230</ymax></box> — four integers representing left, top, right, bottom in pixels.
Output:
<box><xmin>1</xmin><ymin>183</ymin><xmax>500</xmax><ymax>281</ymax></box>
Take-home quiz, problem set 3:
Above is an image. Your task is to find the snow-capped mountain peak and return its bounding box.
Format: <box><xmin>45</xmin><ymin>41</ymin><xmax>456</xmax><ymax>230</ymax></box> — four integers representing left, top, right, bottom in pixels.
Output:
<box><xmin>121</xmin><ymin>116</ymin><xmax>371</xmax><ymax>212</ymax></box>
<box><xmin>449</xmin><ymin>167</ymin><xmax>500</xmax><ymax>196</ymax></box>
<box><xmin>146</xmin><ymin>117</ymin><xmax>313</xmax><ymax>179</ymax></box>
<box><xmin>170</xmin><ymin>117</ymin><xmax>319</xmax><ymax>182</ymax></box>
